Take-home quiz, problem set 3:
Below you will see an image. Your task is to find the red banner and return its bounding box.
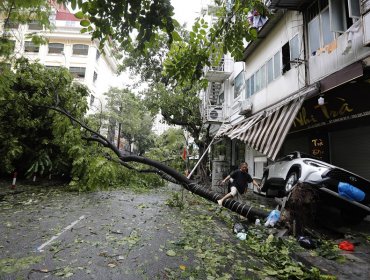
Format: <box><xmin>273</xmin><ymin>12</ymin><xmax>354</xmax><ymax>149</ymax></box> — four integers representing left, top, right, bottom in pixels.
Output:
<box><xmin>182</xmin><ymin>147</ymin><xmax>187</xmax><ymax>161</ymax></box>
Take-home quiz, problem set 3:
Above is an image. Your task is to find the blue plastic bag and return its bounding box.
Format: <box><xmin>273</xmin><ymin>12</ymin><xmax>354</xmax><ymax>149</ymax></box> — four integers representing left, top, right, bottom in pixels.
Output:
<box><xmin>338</xmin><ymin>182</ymin><xmax>365</xmax><ymax>202</ymax></box>
<box><xmin>264</xmin><ymin>209</ymin><xmax>281</xmax><ymax>227</ymax></box>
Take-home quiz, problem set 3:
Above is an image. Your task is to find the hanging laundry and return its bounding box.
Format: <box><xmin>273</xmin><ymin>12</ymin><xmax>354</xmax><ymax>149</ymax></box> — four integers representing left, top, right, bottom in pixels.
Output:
<box><xmin>248</xmin><ymin>10</ymin><xmax>268</xmax><ymax>30</ymax></box>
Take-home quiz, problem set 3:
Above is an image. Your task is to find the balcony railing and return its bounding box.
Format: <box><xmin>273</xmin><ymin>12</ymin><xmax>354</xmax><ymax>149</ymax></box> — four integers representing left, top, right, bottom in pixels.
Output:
<box><xmin>308</xmin><ymin>18</ymin><xmax>370</xmax><ymax>84</ymax></box>
<box><xmin>204</xmin><ymin>57</ymin><xmax>233</xmax><ymax>82</ymax></box>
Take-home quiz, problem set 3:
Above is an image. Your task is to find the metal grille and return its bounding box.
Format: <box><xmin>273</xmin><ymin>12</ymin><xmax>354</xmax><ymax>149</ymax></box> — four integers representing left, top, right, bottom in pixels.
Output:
<box><xmin>325</xmin><ymin>168</ymin><xmax>370</xmax><ymax>192</ymax></box>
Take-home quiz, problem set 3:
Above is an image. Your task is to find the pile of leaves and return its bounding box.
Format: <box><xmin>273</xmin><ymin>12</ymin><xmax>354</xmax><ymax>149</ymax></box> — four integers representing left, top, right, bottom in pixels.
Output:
<box><xmin>163</xmin><ymin>192</ymin><xmax>337</xmax><ymax>279</ymax></box>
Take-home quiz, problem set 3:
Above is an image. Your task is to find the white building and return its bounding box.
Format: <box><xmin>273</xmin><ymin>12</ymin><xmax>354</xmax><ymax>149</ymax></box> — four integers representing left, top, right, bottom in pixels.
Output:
<box><xmin>202</xmin><ymin>0</ymin><xmax>370</xmax><ymax>184</ymax></box>
<box><xmin>1</xmin><ymin>2</ymin><xmax>121</xmax><ymax>114</ymax></box>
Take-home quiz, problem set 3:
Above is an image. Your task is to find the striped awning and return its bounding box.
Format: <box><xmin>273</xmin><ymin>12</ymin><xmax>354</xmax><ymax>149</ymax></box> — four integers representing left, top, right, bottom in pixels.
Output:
<box><xmin>215</xmin><ymin>123</ymin><xmax>233</xmax><ymax>138</ymax></box>
<box><xmin>228</xmin><ymin>113</ymin><xmax>264</xmax><ymax>139</ymax></box>
<box><xmin>224</xmin><ymin>97</ymin><xmax>305</xmax><ymax>160</ymax></box>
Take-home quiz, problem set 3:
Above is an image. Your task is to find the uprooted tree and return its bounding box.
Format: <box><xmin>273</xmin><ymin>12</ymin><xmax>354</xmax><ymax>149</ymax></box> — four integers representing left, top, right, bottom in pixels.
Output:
<box><xmin>0</xmin><ymin>0</ymin><xmax>271</xmax><ymax>218</ymax></box>
<box><xmin>0</xmin><ymin>59</ymin><xmax>268</xmax><ymax>219</ymax></box>
<box><xmin>55</xmin><ymin>95</ymin><xmax>269</xmax><ymax>220</ymax></box>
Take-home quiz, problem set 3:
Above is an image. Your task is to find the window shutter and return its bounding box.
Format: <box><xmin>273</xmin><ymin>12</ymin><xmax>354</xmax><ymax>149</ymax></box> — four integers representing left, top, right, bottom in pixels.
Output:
<box><xmin>329</xmin><ymin>0</ymin><xmax>347</xmax><ymax>33</ymax></box>
<box><xmin>348</xmin><ymin>0</ymin><xmax>360</xmax><ymax>18</ymax></box>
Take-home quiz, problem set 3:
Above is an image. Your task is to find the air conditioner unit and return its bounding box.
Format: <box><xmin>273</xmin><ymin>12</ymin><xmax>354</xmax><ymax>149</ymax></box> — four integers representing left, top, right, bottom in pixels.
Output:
<box><xmin>239</xmin><ymin>99</ymin><xmax>252</xmax><ymax>115</ymax></box>
<box><xmin>208</xmin><ymin>82</ymin><xmax>223</xmax><ymax>103</ymax></box>
<box><xmin>207</xmin><ymin>106</ymin><xmax>224</xmax><ymax>122</ymax></box>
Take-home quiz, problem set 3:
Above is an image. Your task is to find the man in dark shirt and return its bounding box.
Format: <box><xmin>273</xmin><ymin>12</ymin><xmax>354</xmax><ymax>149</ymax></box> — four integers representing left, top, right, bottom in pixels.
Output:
<box><xmin>217</xmin><ymin>162</ymin><xmax>260</xmax><ymax>206</ymax></box>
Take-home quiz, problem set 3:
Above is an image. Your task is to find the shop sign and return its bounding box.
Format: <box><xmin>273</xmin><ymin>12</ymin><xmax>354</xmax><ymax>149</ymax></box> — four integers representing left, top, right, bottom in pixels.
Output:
<box><xmin>291</xmin><ymin>90</ymin><xmax>370</xmax><ymax>132</ymax></box>
<box><xmin>309</xmin><ymin>133</ymin><xmax>329</xmax><ymax>162</ymax></box>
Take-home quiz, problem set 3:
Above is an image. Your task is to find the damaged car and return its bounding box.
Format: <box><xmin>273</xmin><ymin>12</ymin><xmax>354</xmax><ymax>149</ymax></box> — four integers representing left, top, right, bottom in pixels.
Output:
<box><xmin>257</xmin><ymin>151</ymin><xmax>370</xmax><ymax>221</ymax></box>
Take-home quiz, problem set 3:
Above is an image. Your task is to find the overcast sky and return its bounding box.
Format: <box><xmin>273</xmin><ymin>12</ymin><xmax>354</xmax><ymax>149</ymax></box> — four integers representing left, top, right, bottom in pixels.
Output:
<box><xmin>171</xmin><ymin>0</ymin><xmax>207</xmax><ymax>29</ymax></box>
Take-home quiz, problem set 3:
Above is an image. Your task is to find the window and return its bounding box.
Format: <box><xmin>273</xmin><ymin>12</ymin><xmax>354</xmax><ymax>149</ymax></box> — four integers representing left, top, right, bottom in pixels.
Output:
<box><xmin>72</xmin><ymin>44</ymin><xmax>89</xmax><ymax>55</ymax></box>
<box><xmin>246</xmin><ymin>74</ymin><xmax>255</xmax><ymax>98</ymax></box>
<box><xmin>282</xmin><ymin>42</ymin><xmax>291</xmax><ymax>73</ymax></box>
<box><xmin>308</xmin><ymin>16</ymin><xmax>320</xmax><ymax>55</ymax></box>
<box><xmin>218</xmin><ymin>92</ymin><xmax>224</xmax><ymax>105</ymax></box>
<box><xmin>260</xmin><ymin>64</ymin><xmax>266</xmax><ymax>89</ymax></box>
<box><xmin>267</xmin><ymin>58</ymin><xmax>273</xmax><ymax>84</ymax></box>
<box><xmin>90</xmin><ymin>94</ymin><xmax>95</xmax><ymax>106</ymax></box>
<box><xmin>253</xmin><ymin>65</ymin><xmax>267</xmax><ymax>93</ymax></box>
<box><xmin>4</xmin><ymin>21</ymin><xmax>19</xmax><ymax>29</ymax></box>
<box><xmin>308</xmin><ymin>6</ymin><xmax>334</xmax><ymax>55</ymax></box>
<box><xmin>348</xmin><ymin>0</ymin><xmax>360</xmax><ymax>18</ymax></box>
<box><xmin>24</xmin><ymin>41</ymin><xmax>39</xmax><ymax>53</ymax></box>
<box><xmin>255</xmin><ymin>69</ymin><xmax>261</xmax><ymax>93</ymax></box>
<box><xmin>69</xmin><ymin>67</ymin><xmax>86</xmax><ymax>79</ymax></box>
<box><xmin>289</xmin><ymin>34</ymin><xmax>300</xmax><ymax>61</ymax></box>
<box><xmin>306</xmin><ymin>0</ymin><xmax>360</xmax><ymax>56</ymax></box>
<box><xmin>273</xmin><ymin>51</ymin><xmax>281</xmax><ymax>79</ymax></box>
<box><xmin>93</xmin><ymin>71</ymin><xmax>98</xmax><ymax>84</ymax></box>
<box><xmin>329</xmin><ymin>0</ymin><xmax>347</xmax><ymax>32</ymax></box>
<box><xmin>45</xmin><ymin>65</ymin><xmax>60</xmax><ymax>70</ymax></box>
<box><xmin>28</xmin><ymin>20</ymin><xmax>43</xmax><ymax>30</ymax></box>
<box><xmin>234</xmin><ymin>71</ymin><xmax>245</xmax><ymax>99</ymax></box>
<box><xmin>48</xmin><ymin>43</ymin><xmax>64</xmax><ymax>54</ymax></box>
<box><xmin>322</xmin><ymin>8</ymin><xmax>334</xmax><ymax>45</ymax></box>
<box><xmin>245</xmin><ymin>78</ymin><xmax>250</xmax><ymax>98</ymax></box>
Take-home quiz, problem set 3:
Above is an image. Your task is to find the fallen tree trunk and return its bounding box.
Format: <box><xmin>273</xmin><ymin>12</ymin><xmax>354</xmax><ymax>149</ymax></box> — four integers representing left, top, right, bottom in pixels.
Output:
<box><xmin>121</xmin><ymin>155</ymin><xmax>269</xmax><ymax>220</ymax></box>
<box><xmin>51</xmin><ymin>106</ymin><xmax>269</xmax><ymax>220</ymax></box>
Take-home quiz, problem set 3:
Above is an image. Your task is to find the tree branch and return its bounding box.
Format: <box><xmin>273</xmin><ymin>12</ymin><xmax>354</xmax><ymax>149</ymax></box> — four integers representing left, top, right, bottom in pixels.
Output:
<box><xmin>40</xmin><ymin>103</ymin><xmax>268</xmax><ymax>220</ymax></box>
<box><xmin>2</xmin><ymin>1</ymin><xmax>15</xmax><ymax>39</ymax></box>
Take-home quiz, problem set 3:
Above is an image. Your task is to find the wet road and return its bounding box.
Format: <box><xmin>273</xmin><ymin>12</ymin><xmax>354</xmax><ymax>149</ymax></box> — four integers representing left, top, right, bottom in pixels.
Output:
<box><xmin>1</xmin><ymin>182</ymin><xmax>370</xmax><ymax>279</ymax></box>
<box><xmin>0</xmin><ymin>183</ymin><xmax>271</xmax><ymax>279</ymax></box>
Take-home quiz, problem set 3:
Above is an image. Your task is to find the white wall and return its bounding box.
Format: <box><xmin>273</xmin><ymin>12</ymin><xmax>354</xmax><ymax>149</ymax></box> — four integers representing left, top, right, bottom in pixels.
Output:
<box><xmin>7</xmin><ymin>22</ymin><xmax>121</xmax><ymax>114</ymax></box>
<box><xmin>220</xmin><ymin>11</ymin><xmax>307</xmax><ymax>167</ymax></box>
<box><xmin>234</xmin><ymin>11</ymin><xmax>306</xmax><ymax>118</ymax></box>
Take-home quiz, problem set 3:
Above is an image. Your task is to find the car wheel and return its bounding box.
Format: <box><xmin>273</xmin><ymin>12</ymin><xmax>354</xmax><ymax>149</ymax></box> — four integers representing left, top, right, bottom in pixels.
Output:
<box><xmin>260</xmin><ymin>173</ymin><xmax>268</xmax><ymax>192</ymax></box>
<box><xmin>285</xmin><ymin>171</ymin><xmax>298</xmax><ymax>193</ymax></box>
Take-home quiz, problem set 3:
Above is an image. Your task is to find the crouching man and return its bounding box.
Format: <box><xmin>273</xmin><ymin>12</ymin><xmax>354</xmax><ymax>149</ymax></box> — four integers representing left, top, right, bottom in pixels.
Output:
<box><xmin>217</xmin><ymin>162</ymin><xmax>260</xmax><ymax>206</ymax></box>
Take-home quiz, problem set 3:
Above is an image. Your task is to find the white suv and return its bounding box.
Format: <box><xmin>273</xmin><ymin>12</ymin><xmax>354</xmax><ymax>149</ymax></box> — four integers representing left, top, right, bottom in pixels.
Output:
<box><xmin>258</xmin><ymin>151</ymin><xmax>370</xmax><ymax>221</ymax></box>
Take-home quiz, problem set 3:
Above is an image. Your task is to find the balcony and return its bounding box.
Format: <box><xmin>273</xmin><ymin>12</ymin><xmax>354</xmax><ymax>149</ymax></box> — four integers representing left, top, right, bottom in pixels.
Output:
<box><xmin>204</xmin><ymin>57</ymin><xmax>233</xmax><ymax>82</ymax></box>
<box><xmin>308</xmin><ymin>18</ymin><xmax>370</xmax><ymax>85</ymax></box>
